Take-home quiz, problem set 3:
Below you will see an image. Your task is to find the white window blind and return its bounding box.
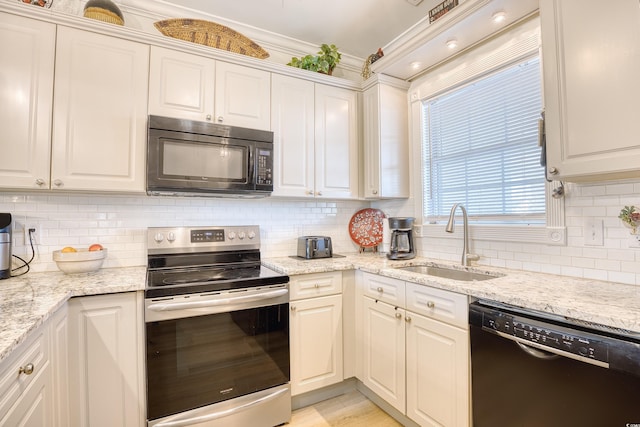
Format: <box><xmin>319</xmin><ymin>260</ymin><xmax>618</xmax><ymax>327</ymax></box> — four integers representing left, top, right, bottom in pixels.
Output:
<box><xmin>422</xmin><ymin>57</ymin><xmax>544</xmax><ymax>224</ymax></box>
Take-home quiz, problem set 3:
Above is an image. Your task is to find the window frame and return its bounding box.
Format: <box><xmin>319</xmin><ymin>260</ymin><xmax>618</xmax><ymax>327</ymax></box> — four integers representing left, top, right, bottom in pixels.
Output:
<box><xmin>408</xmin><ymin>17</ymin><xmax>566</xmax><ymax>245</ymax></box>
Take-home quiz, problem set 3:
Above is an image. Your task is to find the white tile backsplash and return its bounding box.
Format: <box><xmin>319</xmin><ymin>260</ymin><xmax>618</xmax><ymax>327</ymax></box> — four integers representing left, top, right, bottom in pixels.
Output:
<box><xmin>4</xmin><ymin>193</ymin><xmax>368</xmax><ymax>273</ymax></box>
<box><xmin>410</xmin><ymin>180</ymin><xmax>640</xmax><ymax>286</ymax></box>
<box><xmin>5</xmin><ymin>178</ymin><xmax>640</xmax><ymax>286</ymax></box>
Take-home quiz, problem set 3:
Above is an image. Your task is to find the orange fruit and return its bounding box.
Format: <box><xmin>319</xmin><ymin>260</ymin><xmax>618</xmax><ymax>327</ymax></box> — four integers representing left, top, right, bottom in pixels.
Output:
<box><xmin>61</xmin><ymin>246</ymin><xmax>77</xmax><ymax>253</ymax></box>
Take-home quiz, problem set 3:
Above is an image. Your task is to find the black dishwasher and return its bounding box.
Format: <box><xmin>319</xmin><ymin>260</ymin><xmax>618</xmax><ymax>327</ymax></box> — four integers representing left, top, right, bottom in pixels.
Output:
<box><xmin>470</xmin><ymin>301</ymin><xmax>640</xmax><ymax>427</ymax></box>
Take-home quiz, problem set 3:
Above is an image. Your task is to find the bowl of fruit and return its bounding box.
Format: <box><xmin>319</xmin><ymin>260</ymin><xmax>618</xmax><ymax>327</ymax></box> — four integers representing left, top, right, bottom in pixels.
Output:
<box><xmin>52</xmin><ymin>244</ymin><xmax>107</xmax><ymax>274</ymax></box>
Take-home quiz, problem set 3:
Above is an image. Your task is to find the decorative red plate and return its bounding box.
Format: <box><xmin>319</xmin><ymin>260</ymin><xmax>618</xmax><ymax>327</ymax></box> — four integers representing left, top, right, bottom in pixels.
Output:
<box><xmin>348</xmin><ymin>208</ymin><xmax>385</xmax><ymax>248</ymax></box>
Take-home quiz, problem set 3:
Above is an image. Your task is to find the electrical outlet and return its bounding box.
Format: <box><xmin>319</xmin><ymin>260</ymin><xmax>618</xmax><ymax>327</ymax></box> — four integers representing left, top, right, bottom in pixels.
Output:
<box><xmin>24</xmin><ymin>225</ymin><xmax>38</xmax><ymax>245</ymax></box>
<box><xmin>628</xmin><ymin>234</ymin><xmax>640</xmax><ymax>249</ymax></box>
<box><xmin>584</xmin><ymin>219</ymin><xmax>604</xmax><ymax>246</ymax></box>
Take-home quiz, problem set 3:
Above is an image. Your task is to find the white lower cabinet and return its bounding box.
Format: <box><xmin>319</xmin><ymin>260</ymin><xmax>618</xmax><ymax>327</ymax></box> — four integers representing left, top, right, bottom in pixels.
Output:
<box><xmin>67</xmin><ymin>292</ymin><xmax>143</xmax><ymax>427</ymax></box>
<box><xmin>289</xmin><ymin>272</ymin><xmax>343</xmax><ymax>395</ymax></box>
<box><xmin>0</xmin><ymin>304</ymin><xmax>70</xmax><ymax>427</ymax></box>
<box><xmin>406</xmin><ymin>311</ymin><xmax>469</xmax><ymax>427</ymax></box>
<box><xmin>0</xmin><ymin>325</ymin><xmax>51</xmax><ymax>427</ymax></box>
<box><xmin>361</xmin><ymin>296</ymin><xmax>406</xmax><ymax>413</ymax></box>
<box><xmin>358</xmin><ymin>272</ymin><xmax>470</xmax><ymax>427</ymax></box>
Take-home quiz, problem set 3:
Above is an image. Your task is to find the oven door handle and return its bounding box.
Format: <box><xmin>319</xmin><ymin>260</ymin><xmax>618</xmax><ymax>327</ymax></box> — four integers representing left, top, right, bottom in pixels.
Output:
<box><xmin>147</xmin><ymin>288</ymin><xmax>288</xmax><ymax>312</ymax></box>
<box><xmin>152</xmin><ymin>386</ymin><xmax>289</xmax><ymax>427</ymax></box>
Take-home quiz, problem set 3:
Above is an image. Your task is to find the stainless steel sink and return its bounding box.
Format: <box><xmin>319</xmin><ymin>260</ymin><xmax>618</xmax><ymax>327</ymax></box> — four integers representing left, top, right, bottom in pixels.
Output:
<box><xmin>395</xmin><ymin>265</ymin><xmax>498</xmax><ymax>282</ymax></box>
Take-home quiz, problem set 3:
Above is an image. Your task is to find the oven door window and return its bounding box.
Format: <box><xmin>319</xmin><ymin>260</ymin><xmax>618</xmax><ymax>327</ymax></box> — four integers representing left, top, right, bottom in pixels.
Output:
<box><xmin>146</xmin><ymin>304</ymin><xmax>290</xmax><ymax>421</ymax></box>
<box><xmin>161</xmin><ymin>139</ymin><xmax>248</xmax><ymax>183</ymax></box>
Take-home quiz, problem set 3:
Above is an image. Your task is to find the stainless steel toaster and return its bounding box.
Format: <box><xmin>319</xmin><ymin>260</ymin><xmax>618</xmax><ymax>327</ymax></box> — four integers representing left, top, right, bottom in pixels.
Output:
<box><xmin>297</xmin><ymin>236</ymin><xmax>333</xmax><ymax>259</ymax></box>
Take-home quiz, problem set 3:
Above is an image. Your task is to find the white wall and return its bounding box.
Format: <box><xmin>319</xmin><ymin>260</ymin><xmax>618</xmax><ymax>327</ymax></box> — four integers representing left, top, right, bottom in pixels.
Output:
<box><xmin>5</xmin><ymin>192</ymin><xmax>368</xmax><ymax>273</ymax></box>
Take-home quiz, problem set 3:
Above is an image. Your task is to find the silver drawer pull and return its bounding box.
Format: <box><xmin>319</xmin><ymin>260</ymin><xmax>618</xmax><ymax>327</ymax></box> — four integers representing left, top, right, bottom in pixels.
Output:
<box><xmin>19</xmin><ymin>363</ymin><xmax>34</xmax><ymax>376</ymax></box>
<box><xmin>395</xmin><ymin>312</ymin><xmax>402</xmax><ymax>319</ymax></box>
<box><xmin>376</xmin><ymin>287</ymin><xmax>383</xmax><ymax>293</ymax></box>
<box><xmin>405</xmin><ymin>316</ymin><xmax>412</xmax><ymax>323</ymax></box>
<box><xmin>427</xmin><ymin>301</ymin><xmax>435</xmax><ymax>309</ymax></box>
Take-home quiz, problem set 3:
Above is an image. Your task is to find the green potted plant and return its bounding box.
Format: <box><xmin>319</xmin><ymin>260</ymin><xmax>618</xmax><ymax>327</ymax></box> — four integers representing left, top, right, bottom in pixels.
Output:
<box><xmin>619</xmin><ymin>205</ymin><xmax>640</xmax><ymax>234</ymax></box>
<box><xmin>287</xmin><ymin>44</ymin><xmax>342</xmax><ymax>75</ymax></box>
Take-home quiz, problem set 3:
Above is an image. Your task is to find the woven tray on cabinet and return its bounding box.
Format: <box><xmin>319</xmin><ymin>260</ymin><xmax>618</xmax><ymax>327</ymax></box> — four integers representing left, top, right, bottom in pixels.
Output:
<box><xmin>154</xmin><ymin>18</ymin><xmax>269</xmax><ymax>59</ymax></box>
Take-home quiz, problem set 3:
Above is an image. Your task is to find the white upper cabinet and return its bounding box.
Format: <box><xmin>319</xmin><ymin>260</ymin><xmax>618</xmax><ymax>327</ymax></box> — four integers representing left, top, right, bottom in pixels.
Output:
<box><xmin>0</xmin><ymin>13</ymin><xmax>55</xmax><ymax>190</ymax></box>
<box><xmin>271</xmin><ymin>74</ymin><xmax>315</xmax><ymax>197</ymax></box>
<box><xmin>215</xmin><ymin>61</ymin><xmax>271</xmax><ymax>130</ymax></box>
<box><xmin>541</xmin><ymin>0</ymin><xmax>640</xmax><ymax>182</ymax></box>
<box><xmin>52</xmin><ymin>26</ymin><xmax>149</xmax><ymax>192</ymax></box>
<box><xmin>363</xmin><ymin>76</ymin><xmax>410</xmax><ymax>199</ymax></box>
<box><xmin>271</xmin><ymin>76</ymin><xmax>359</xmax><ymax>199</ymax></box>
<box><xmin>149</xmin><ymin>46</ymin><xmax>271</xmax><ymax>130</ymax></box>
<box><xmin>149</xmin><ymin>46</ymin><xmax>216</xmax><ymax>122</ymax></box>
<box><xmin>314</xmin><ymin>84</ymin><xmax>359</xmax><ymax>199</ymax></box>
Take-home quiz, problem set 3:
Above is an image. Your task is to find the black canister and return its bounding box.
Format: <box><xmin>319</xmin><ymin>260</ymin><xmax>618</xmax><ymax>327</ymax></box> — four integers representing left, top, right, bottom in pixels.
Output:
<box><xmin>0</xmin><ymin>213</ymin><xmax>12</xmax><ymax>279</ymax></box>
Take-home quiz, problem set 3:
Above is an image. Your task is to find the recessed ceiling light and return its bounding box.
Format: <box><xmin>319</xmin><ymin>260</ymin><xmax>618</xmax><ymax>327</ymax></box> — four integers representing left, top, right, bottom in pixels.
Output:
<box><xmin>445</xmin><ymin>39</ymin><xmax>458</xmax><ymax>49</ymax></box>
<box><xmin>492</xmin><ymin>11</ymin><xmax>507</xmax><ymax>23</ymax></box>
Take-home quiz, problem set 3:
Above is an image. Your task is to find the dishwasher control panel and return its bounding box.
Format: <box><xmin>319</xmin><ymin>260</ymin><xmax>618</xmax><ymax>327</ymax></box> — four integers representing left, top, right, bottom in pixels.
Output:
<box><xmin>480</xmin><ymin>309</ymin><xmax>609</xmax><ymax>364</ymax></box>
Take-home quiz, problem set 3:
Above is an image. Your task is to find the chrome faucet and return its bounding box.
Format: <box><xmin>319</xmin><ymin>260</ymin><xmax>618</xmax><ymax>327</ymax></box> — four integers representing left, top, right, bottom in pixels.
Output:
<box><xmin>445</xmin><ymin>203</ymin><xmax>479</xmax><ymax>266</ymax></box>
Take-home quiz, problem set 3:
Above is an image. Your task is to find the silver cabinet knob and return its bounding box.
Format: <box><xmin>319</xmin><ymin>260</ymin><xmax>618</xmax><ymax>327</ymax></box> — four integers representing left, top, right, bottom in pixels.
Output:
<box><xmin>306</xmin><ymin>190</ymin><xmax>314</xmax><ymax>196</ymax></box>
<box><xmin>548</xmin><ymin>167</ymin><xmax>559</xmax><ymax>175</ymax></box>
<box><xmin>316</xmin><ymin>191</ymin><xmax>322</xmax><ymax>196</ymax></box>
<box><xmin>290</xmin><ymin>306</ymin><xmax>296</xmax><ymax>311</ymax></box>
<box><xmin>427</xmin><ymin>301</ymin><xmax>435</xmax><ymax>309</ymax></box>
<box><xmin>395</xmin><ymin>312</ymin><xmax>402</xmax><ymax>319</ymax></box>
<box><xmin>314</xmin><ymin>284</ymin><xmax>319</xmax><ymax>288</ymax></box>
<box><xmin>372</xmin><ymin>190</ymin><xmax>378</xmax><ymax>195</ymax></box>
<box><xmin>35</xmin><ymin>178</ymin><xmax>46</xmax><ymax>186</ymax></box>
<box><xmin>217</xmin><ymin>116</ymin><xmax>223</xmax><ymax>123</ymax></box>
<box><xmin>405</xmin><ymin>316</ymin><xmax>412</xmax><ymax>323</ymax></box>
<box><xmin>19</xmin><ymin>363</ymin><xmax>34</xmax><ymax>376</ymax></box>
<box><xmin>376</xmin><ymin>287</ymin><xmax>383</xmax><ymax>293</ymax></box>
<box><xmin>53</xmin><ymin>179</ymin><xmax>63</xmax><ymax>187</ymax></box>
<box><xmin>206</xmin><ymin>114</ymin><xmax>212</xmax><ymax>121</ymax></box>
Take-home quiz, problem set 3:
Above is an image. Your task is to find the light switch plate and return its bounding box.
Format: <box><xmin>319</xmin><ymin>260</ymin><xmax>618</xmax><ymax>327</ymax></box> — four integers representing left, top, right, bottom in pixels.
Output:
<box><xmin>628</xmin><ymin>234</ymin><xmax>640</xmax><ymax>249</ymax></box>
<box><xmin>584</xmin><ymin>219</ymin><xmax>603</xmax><ymax>246</ymax></box>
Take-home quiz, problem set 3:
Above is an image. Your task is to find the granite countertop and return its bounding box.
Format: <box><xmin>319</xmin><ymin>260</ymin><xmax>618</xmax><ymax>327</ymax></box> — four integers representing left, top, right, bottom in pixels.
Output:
<box><xmin>263</xmin><ymin>253</ymin><xmax>640</xmax><ymax>335</ymax></box>
<box><xmin>2</xmin><ymin>253</ymin><xmax>640</xmax><ymax>365</ymax></box>
<box><xmin>0</xmin><ymin>266</ymin><xmax>146</xmax><ymax>363</ymax></box>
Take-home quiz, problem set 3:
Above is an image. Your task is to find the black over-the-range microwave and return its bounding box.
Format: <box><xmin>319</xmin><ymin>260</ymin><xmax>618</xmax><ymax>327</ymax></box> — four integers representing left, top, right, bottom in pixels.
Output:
<box><xmin>146</xmin><ymin>115</ymin><xmax>274</xmax><ymax>197</ymax></box>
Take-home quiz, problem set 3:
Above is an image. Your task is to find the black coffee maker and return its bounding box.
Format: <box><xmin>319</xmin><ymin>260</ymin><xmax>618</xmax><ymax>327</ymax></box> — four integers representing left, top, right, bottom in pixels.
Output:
<box><xmin>0</xmin><ymin>213</ymin><xmax>12</xmax><ymax>279</ymax></box>
<box><xmin>387</xmin><ymin>217</ymin><xmax>415</xmax><ymax>260</ymax></box>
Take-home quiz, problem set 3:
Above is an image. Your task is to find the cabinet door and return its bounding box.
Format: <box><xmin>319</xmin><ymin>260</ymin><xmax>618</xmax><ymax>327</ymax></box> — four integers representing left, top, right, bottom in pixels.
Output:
<box><xmin>314</xmin><ymin>84</ymin><xmax>359</xmax><ymax>199</ymax></box>
<box><xmin>52</xmin><ymin>26</ymin><xmax>149</xmax><ymax>192</ymax></box>
<box><xmin>149</xmin><ymin>46</ymin><xmax>216</xmax><ymax>122</ymax></box>
<box><xmin>1</xmin><ymin>369</ymin><xmax>50</xmax><ymax>427</ymax></box>
<box><xmin>271</xmin><ymin>74</ymin><xmax>315</xmax><ymax>197</ymax></box>
<box><xmin>541</xmin><ymin>0</ymin><xmax>640</xmax><ymax>182</ymax></box>
<box><xmin>406</xmin><ymin>311</ymin><xmax>469</xmax><ymax>427</ymax></box>
<box><xmin>0</xmin><ymin>13</ymin><xmax>55</xmax><ymax>190</ymax></box>
<box><xmin>362</xmin><ymin>296</ymin><xmax>405</xmax><ymax>413</ymax></box>
<box><xmin>363</xmin><ymin>82</ymin><xmax>409</xmax><ymax>199</ymax></box>
<box><xmin>215</xmin><ymin>61</ymin><xmax>271</xmax><ymax>130</ymax></box>
<box><xmin>290</xmin><ymin>294</ymin><xmax>343</xmax><ymax>395</ymax></box>
<box><xmin>67</xmin><ymin>293</ymin><xmax>142</xmax><ymax>427</ymax></box>
<box><xmin>50</xmin><ymin>306</ymin><xmax>69</xmax><ymax>427</ymax></box>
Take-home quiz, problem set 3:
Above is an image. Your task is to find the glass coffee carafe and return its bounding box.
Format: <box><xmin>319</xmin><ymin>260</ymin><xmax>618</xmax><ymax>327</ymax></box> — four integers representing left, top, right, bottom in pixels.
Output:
<box><xmin>387</xmin><ymin>217</ymin><xmax>415</xmax><ymax>260</ymax></box>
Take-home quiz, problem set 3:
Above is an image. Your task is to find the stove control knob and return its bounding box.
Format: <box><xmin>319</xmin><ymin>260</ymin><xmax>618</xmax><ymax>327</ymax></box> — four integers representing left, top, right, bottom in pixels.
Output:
<box><xmin>167</xmin><ymin>232</ymin><xmax>176</xmax><ymax>242</ymax></box>
<box><xmin>248</xmin><ymin>231</ymin><xmax>256</xmax><ymax>239</ymax></box>
<box><xmin>228</xmin><ymin>231</ymin><xmax>236</xmax><ymax>240</ymax></box>
<box><xmin>154</xmin><ymin>233</ymin><xmax>164</xmax><ymax>243</ymax></box>
<box><xmin>238</xmin><ymin>231</ymin><xmax>246</xmax><ymax>240</ymax></box>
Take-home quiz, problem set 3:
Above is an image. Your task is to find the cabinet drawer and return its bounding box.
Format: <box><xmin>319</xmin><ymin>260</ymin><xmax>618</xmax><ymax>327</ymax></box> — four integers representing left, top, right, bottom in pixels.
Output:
<box><xmin>362</xmin><ymin>272</ymin><xmax>405</xmax><ymax>306</ymax></box>
<box><xmin>290</xmin><ymin>271</ymin><xmax>342</xmax><ymax>300</ymax></box>
<box><xmin>0</xmin><ymin>328</ymin><xmax>49</xmax><ymax>419</ymax></box>
<box><xmin>406</xmin><ymin>282</ymin><xmax>468</xmax><ymax>329</ymax></box>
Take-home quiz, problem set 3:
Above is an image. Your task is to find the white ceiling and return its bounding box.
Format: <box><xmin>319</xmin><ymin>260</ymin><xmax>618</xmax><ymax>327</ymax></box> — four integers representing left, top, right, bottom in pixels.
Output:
<box><xmin>156</xmin><ymin>0</ymin><xmax>444</xmax><ymax>58</ymax></box>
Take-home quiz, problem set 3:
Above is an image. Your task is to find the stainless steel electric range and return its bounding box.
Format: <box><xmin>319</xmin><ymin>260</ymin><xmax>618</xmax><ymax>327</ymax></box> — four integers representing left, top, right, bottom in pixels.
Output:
<box><xmin>144</xmin><ymin>225</ymin><xmax>291</xmax><ymax>427</ymax></box>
